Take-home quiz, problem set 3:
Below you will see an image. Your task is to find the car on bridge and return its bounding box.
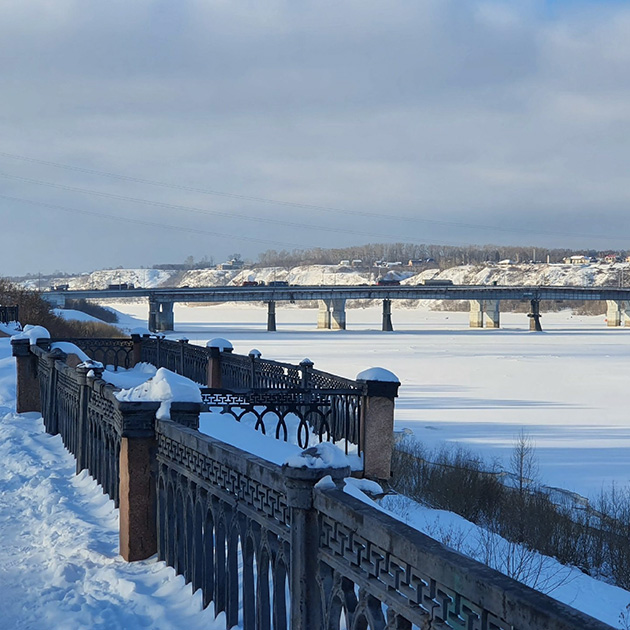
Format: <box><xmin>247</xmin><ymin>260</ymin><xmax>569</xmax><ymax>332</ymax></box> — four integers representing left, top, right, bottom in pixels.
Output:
<box><xmin>375</xmin><ymin>278</ymin><xmax>400</xmax><ymax>286</ymax></box>
<box><xmin>267</xmin><ymin>280</ymin><xmax>290</xmax><ymax>287</ymax></box>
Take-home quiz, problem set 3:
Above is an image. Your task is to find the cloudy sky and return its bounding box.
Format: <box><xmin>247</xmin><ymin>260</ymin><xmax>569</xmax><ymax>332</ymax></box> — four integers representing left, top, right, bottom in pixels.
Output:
<box><xmin>1</xmin><ymin>0</ymin><xmax>630</xmax><ymax>275</ymax></box>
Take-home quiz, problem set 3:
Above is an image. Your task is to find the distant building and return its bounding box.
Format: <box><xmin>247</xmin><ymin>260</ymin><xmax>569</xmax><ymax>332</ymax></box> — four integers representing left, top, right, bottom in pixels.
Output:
<box><xmin>408</xmin><ymin>259</ymin><xmax>424</xmax><ymax>266</ymax></box>
<box><xmin>351</xmin><ymin>259</ymin><xmax>362</xmax><ymax>267</ymax></box>
<box><xmin>218</xmin><ymin>259</ymin><xmax>244</xmax><ymax>270</ymax></box>
<box><xmin>338</xmin><ymin>260</ymin><xmax>350</xmax><ymax>266</ymax></box>
<box><xmin>604</xmin><ymin>254</ymin><xmax>620</xmax><ymax>263</ymax></box>
<box><xmin>563</xmin><ymin>255</ymin><xmax>590</xmax><ymax>265</ymax></box>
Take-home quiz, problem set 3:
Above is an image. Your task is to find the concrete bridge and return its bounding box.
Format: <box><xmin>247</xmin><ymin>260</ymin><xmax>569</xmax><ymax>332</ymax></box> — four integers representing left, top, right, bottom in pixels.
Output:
<box><xmin>43</xmin><ymin>284</ymin><xmax>630</xmax><ymax>332</ymax></box>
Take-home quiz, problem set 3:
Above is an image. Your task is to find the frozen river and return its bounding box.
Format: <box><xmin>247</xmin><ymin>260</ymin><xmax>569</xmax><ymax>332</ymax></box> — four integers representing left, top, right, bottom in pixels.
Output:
<box><xmin>110</xmin><ymin>301</ymin><xmax>630</xmax><ymax>498</ymax></box>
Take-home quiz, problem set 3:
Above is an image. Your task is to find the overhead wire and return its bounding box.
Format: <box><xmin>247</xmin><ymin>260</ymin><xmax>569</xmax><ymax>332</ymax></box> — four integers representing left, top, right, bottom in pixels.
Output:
<box><xmin>0</xmin><ymin>150</ymin><xmax>618</xmax><ymax>242</ymax></box>
<box><xmin>0</xmin><ymin>171</ymin><xmax>481</xmax><ymax>244</ymax></box>
<box><xmin>0</xmin><ymin>194</ymin><xmax>306</xmax><ymax>249</ymax></box>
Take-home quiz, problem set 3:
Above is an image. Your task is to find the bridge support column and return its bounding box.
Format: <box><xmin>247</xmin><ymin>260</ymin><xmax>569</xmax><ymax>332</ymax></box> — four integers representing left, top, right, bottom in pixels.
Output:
<box><xmin>382</xmin><ymin>299</ymin><xmax>393</xmax><ymax>332</ymax></box>
<box><xmin>607</xmin><ymin>300</ymin><xmax>622</xmax><ymax>327</ymax></box>
<box><xmin>485</xmin><ymin>300</ymin><xmax>500</xmax><ymax>328</ymax></box>
<box><xmin>267</xmin><ymin>301</ymin><xmax>276</xmax><ymax>332</ymax></box>
<box><xmin>317</xmin><ymin>300</ymin><xmax>331</xmax><ymax>329</ymax></box>
<box><xmin>330</xmin><ymin>299</ymin><xmax>346</xmax><ymax>330</ymax></box>
<box><xmin>623</xmin><ymin>301</ymin><xmax>630</xmax><ymax>327</ymax></box>
<box><xmin>469</xmin><ymin>300</ymin><xmax>484</xmax><ymax>328</ymax></box>
<box><xmin>529</xmin><ymin>299</ymin><xmax>543</xmax><ymax>331</ymax></box>
<box><xmin>155</xmin><ymin>301</ymin><xmax>174</xmax><ymax>332</ymax></box>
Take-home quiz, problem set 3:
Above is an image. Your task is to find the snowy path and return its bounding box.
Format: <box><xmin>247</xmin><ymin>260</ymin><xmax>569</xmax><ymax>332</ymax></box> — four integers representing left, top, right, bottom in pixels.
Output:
<box><xmin>0</xmin><ymin>343</ymin><xmax>224</xmax><ymax>630</ymax></box>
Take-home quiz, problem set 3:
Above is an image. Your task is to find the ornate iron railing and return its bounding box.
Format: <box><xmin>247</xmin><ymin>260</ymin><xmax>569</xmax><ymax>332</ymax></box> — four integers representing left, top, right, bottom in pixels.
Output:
<box><xmin>154</xmin><ymin>418</ymin><xmax>612</xmax><ymax>630</ymax></box>
<box><xmin>54</xmin><ymin>337</ymin><xmax>135</xmax><ymax>370</ymax></box>
<box><xmin>140</xmin><ymin>337</ymin><xmax>209</xmax><ymax>385</ymax></box>
<box><xmin>156</xmin><ymin>420</ymin><xmax>292</xmax><ymax>628</ymax></box>
<box><xmin>17</xmin><ymin>340</ymin><xmax>613</xmax><ymax>630</ymax></box>
<box><xmin>200</xmin><ymin>387</ymin><xmax>362</xmax><ymax>453</ymax></box>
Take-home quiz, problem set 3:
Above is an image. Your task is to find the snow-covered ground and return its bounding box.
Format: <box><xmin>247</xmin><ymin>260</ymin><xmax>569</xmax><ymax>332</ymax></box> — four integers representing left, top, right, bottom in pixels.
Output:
<box><xmin>4</xmin><ymin>302</ymin><xmax>630</xmax><ymax>627</ymax></box>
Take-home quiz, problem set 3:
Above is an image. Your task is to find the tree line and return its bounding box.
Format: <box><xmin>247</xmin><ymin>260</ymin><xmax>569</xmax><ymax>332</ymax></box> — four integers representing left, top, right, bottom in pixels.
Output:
<box><xmin>255</xmin><ymin>243</ymin><xmax>627</xmax><ymax>268</ymax></box>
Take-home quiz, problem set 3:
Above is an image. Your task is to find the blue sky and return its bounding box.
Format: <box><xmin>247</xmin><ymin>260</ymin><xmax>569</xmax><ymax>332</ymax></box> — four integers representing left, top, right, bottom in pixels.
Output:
<box><xmin>1</xmin><ymin>0</ymin><xmax>630</xmax><ymax>275</ymax></box>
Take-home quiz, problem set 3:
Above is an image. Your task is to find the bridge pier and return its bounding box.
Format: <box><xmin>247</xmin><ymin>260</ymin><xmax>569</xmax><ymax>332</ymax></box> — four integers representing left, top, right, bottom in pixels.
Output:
<box><xmin>317</xmin><ymin>299</ymin><xmax>347</xmax><ymax>330</ymax></box>
<box><xmin>469</xmin><ymin>300</ymin><xmax>484</xmax><ymax>328</ymax></box>
<box><xmin>317</xmin><ymin>300</ymin><xmax>331</xmax><ymax>329</ymax></box>
<box><xmin>606</xmin><ymin>300</ymin><xmax>623</xmax><ymax>327</ymax></box>
<box><xmin>529</xmin><ymin>299</ymin><xmax>543</xmax><ymax>331</ymax></box>
<box><xmin>382</xmin><ymin>299</ymin><xmax>393</xmax><ymax>332</ymax></box>
<box><xmin>485</xmin><ymin>300</ymin><xmax>500</xmax><ymax>328</ymax></box>
<box><xmin>155</xmin><ymin>301</ymin><xmax>174</xmax><ymax>332</ymax></box>
<box><xmin>267</xmin><ymin>301</ymin><xmax>276</xmax><ymax>332</ymax></box>
<box><xmin>330</xmin><ymin>299</ymin><xmax>346</xmax><ymax>330</ymax></box>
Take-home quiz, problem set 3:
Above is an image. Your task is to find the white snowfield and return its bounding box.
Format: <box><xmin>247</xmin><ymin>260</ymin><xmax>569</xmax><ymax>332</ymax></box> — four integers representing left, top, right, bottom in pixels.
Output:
<box><xmin>3</xmin><ymin>303</ymin><xmax>630</xmax><ymax>627</ymax></box>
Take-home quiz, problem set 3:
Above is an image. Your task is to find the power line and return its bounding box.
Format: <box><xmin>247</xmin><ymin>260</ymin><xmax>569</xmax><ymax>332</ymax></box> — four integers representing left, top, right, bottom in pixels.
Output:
<box><xmin>0</xmin><ymin>194</ymin><xmax>305</xmax><ymax>248</ymax></box>
<box><xmin>0</xmin><ymin>150</ymin><xmax>619</xmax><ymax>242</ymax></box>
<box><xmin>0</xmin><ymin>192</ymin><xmax>487</xmax><ymax>252</ymax></box>
<box><xmin>0</xmin><ymin>171</ymin><xmax>479</xmax><ymax>244</ymax></box>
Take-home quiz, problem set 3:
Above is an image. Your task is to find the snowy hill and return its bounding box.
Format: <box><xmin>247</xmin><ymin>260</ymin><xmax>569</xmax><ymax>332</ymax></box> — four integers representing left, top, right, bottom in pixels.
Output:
<box><xmin>46</xmin><ymin>261</ymin><xmax>630</xmax><ymax>292</ymax></box>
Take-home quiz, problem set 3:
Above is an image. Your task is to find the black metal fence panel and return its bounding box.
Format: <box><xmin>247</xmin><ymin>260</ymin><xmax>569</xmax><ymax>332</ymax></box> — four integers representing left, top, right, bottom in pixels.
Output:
<box><xmin>156</xmin><ymin>420</ymin><xmax>291</xmax><ymax>629</ymax></box>
<box><xmin>54</xmin><ymin>337</ymin><xmax>135</xmax><ymax>370</ymax></box>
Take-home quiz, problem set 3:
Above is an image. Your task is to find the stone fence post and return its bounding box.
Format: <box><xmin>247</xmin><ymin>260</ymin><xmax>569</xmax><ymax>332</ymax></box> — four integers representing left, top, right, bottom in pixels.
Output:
<box><xmin>117</xmin><ymin>400</ymin><xmax>202</xmax><ymax>562</ymax></box>
<box><xmin>357</xmin><ymin>369</ymin><xmax>401</xmax><ymax>481</ymax></box>
<box><xmin>130</xmin><ymin>332</ymin><xmax>151</xmax><ymax>367</ymax></box>
<box><xmin>205</xmin><ymin>338</ymin><xmax>233</xmax><ymax>388</ymax></box>
<box><xmin>11</xmin><ymin>337</ymin><xmax>52</xmax><ymax>414</ymax></box>
<box><xmin>12</xmin><ymin>338</ymin><xmax>41</xmax><ymax>414</ymax></box>
<box><xmin>283</xmin><ymin>462</ymin><xmax>349</xmax><ymax>630</ymax></box>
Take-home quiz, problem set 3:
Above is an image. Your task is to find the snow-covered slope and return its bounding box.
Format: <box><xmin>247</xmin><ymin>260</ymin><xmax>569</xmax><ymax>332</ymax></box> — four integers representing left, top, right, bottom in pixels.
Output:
<box><xmin>46</xmin><ymin>261</ymin><xmax>630</xmax><ymax>291</ymax></box>
<box><xmin>51</xmin><ymin>268</ymin><xmax>177</xmax><ymax>290</ymax></box>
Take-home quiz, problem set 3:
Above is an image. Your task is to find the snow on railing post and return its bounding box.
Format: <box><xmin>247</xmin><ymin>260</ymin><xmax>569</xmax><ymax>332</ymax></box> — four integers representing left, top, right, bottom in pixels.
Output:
<box><xmin>11</xmin><ymin>327</ymin><xmax>51</xmax><ymax>414</ymax></box>
<box><xmin>206</xmin><ymin>338</ymin><xmax>233</xmax><ymax>388</ymax></box>
<box><xmin>115</xmin><ymin>369</ymin><xmax>202</xmax><ymax>562</ymax></box>
<box><xmin>356</xmin><ymin>367</ymin><xmax>400</xmax><ymax>481</ymax></box>
<box><xmin>283</xmin><ymin>446</ymin><xmax>350</xmax><ymax>630</ymax></box>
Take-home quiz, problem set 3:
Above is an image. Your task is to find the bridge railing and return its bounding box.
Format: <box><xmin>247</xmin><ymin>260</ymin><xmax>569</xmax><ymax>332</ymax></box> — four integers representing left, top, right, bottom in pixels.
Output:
<box><xmin>11</xmin><ymin>336</ymin><xmax>614</xmax><ymax>629</ymax></box>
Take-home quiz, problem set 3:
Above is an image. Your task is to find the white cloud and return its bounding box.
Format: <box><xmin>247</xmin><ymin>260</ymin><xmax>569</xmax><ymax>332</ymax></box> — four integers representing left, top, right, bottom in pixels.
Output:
<box><xmin>1</xmin><ymin>1</ymin><xmax>630</xmax><ymax>274</ymax></box>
